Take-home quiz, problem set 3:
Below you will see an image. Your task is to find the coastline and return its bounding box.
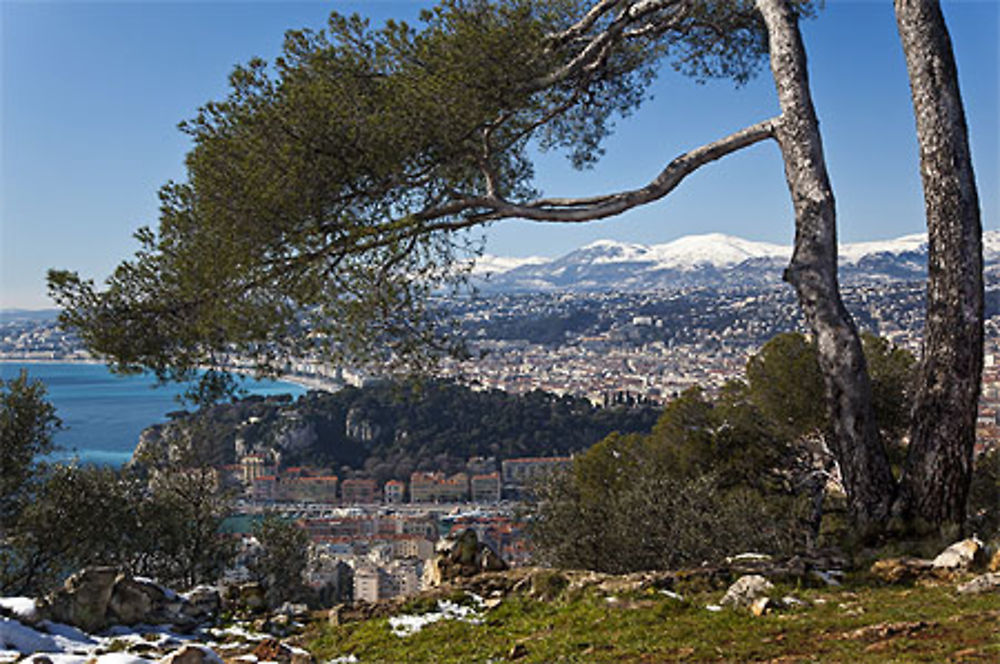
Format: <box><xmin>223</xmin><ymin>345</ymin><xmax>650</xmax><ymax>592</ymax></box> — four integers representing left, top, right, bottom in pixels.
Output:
<box><xmin>0</xmin><ymin>355</ymin><xmax>341</xmax><ymax>394</ymax></box>
<box><xmin>0</xmin><ymin>356</ymin><xmax>103</xmax><ymax>366</ymax></box>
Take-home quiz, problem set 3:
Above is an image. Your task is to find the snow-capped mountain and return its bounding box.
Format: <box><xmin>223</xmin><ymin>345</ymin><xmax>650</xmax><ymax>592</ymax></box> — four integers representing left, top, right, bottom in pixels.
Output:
<box><xmin>472</xmin><ymin>230</ymin><xmax>1000</xmax><ymax>292</ymax></box>
<box><xmin>469</xmin><ymin>254</ymin><xmax>548</xmax><ymax>275</ymax></box>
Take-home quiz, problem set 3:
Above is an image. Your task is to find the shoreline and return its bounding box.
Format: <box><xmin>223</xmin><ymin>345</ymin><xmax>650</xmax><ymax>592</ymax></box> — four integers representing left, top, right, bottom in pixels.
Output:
<box><xmin>0</xmin><ymin>356</ymin><xmax>341</xmax><ymax>394</ymax></box>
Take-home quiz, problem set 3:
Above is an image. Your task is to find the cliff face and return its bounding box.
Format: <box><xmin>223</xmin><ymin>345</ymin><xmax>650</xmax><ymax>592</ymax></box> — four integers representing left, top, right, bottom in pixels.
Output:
<box><xmin>130</xmin><ymin>394</ymin><xmax>301</xmax><ymax>468</ymax></box>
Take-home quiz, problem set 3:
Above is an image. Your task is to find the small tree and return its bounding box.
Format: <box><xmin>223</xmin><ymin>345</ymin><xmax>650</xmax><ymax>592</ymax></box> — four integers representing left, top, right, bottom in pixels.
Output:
<box><xmin>2</xmin><ymin>465</ymin><xmax>143</xmax><ymax>595</ymax></box>
<box><xmin>249</xmin><ymin>514</ymin><xmax>310</xmax><ymax>607</ymax></box>
<box><xmin>528</xmin><ymin>385</ymin><xmax>809</xmax><ymax>572</ymax></box>
<box><xmin>966</xmin><ymin>448</ymin><xmax>999</xmax><ymax>541</ymax></box>
<box><xmin>138</xmin><ymin>466</ymin><xmax>238</xmax><ymax>590</ymax></box>
<box><xmin>0</xmin><ymin>371</ymin><xmax>62</xmax><ymax>594</ymax></box>
<box><xmin>0</xmin><ymin>371</ymin><xmax>60</xmax><ymax>527</ymax></box>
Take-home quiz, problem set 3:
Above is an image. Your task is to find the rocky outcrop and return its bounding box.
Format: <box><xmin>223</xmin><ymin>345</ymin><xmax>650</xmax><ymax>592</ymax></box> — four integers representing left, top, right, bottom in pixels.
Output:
<box><xmin>869</xmin><ymin>557</ymin><xmax>935</xmax><ymax>584</ymax></box>
<box><xmin>36</xmin><ymin>568</ymin><xmax>220</xmax><ymax>633</ymax></box>
<box><xmin>36</xmin><ymin>567</ymin><xmax>118</xmax><ymax>633</ymax></box>
<box><xmin>870</xmin><ymin>538</ymin><xmax>989</xmax><ymax>585</ymax></box>
<box><xmin>423</xmin><ymin>529</ymin><xmax>508</xmax><ymax>586</ymax></box>
<box><xmin>345</xmin><ymin>406</ymin><xmax>380</xmax><ymax>443</ymax></box>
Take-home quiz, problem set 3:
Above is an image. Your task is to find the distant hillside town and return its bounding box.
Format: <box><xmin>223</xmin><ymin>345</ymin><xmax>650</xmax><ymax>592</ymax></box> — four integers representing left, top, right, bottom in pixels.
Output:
<box><xmin>213</xmin><ymin>453</ymin><xmax>571</xmax><ymax>604</ymax></box>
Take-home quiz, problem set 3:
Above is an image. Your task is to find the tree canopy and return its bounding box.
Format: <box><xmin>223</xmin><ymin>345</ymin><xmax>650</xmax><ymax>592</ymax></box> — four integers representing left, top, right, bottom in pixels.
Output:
<box><xmin>48</xmin><ymin>0</ymin><xmax>786</xmax><ymax>393</ymax></box>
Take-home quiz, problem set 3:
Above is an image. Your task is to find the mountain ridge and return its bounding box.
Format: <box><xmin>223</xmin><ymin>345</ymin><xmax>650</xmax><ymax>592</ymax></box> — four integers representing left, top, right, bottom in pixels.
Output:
<box><xmin>472</xmin><ymin>229</ymin><xmax>1000</xmax><ymax>292</ymax></box>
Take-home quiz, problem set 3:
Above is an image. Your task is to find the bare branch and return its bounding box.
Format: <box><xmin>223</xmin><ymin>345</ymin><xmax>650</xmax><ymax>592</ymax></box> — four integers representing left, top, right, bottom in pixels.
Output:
<box><xmin>333</xmin><ymin>117</ymin><xmax>779</xmax><ymax>257</ymax></box>
<box><xmin>255</xmin><ymin>117</ymin><xmax>778</xmax><ymax>289</ymax></box>
<box><xmin>535</xmin><ymin>0</ymin><xmax>685</xmax><ymax>89</ymax></box>
<box><xmin>432</xmin><ymin>115</ymin><xmax>778</xmax><ymax>224</ymax></box>
<box><xmin>547</xmin><ymin>0</ymin><xmax>624</xmax><ymax>46</ymax></box>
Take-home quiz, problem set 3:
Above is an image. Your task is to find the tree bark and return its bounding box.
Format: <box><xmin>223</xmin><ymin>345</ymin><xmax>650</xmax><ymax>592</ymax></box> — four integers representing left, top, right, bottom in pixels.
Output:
<box><xmin>893</xmin><ymin>0</ymin><xmax>983</xmax><ymax>530</ymax></box>
<box><xmin>756</xmin><ymin>0</ymin><xmax>896</xmax><ymax>531</ymax></box>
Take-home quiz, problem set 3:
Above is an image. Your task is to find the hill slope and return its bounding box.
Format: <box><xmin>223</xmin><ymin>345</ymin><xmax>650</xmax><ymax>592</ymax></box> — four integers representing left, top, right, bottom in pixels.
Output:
<box><xmin>134</xmin><ymin>380</ymin><xmax>658</xmax><ymax>482</ymax></box>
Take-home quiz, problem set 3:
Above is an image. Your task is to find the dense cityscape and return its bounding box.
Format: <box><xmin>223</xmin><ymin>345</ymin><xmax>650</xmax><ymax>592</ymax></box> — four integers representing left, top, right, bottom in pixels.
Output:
<box><xmin>3</xmin><ymin>282</ymin><xmax>999</xmax><ymax>605</ymax></box>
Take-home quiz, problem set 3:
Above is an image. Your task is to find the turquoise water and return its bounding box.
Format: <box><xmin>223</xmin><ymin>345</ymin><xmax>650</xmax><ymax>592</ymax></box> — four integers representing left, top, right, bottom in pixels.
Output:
<box><xmin>0</xmin><ymin>362</ymin><xmax>305</xmax><ymax>466</ymax></box>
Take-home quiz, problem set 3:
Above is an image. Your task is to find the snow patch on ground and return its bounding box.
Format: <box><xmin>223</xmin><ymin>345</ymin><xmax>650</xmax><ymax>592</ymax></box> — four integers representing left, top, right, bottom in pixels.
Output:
<box><xmin>0</xmin><ymin>598</ymin><xmax>38</xmax><ymax>621</ymax></box>
<box><xmin>388</xmin><ymin>598</ymin><xmax>484</xmax><ymax>637</ymax></box>
<box><xmin>0</xmin><ymin>617</ymin><xmax>94</xmax><ymax>654</ymax></box>
<box><xmin>0</xmin><ymin>603</ymin><xmax>203</xmax><ymax>662</ymax></box>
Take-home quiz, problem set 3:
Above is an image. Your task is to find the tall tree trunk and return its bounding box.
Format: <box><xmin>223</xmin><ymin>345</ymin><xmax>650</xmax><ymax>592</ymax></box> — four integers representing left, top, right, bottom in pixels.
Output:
<box><xmin>894</xmin><ymin>0</ymin><xmax>983</xmax><ymax>531</ymax></box>
<box><xmin>756</xmin><ymin>0</ymin><xmax>896</xmax><ymax>532</ymax></box>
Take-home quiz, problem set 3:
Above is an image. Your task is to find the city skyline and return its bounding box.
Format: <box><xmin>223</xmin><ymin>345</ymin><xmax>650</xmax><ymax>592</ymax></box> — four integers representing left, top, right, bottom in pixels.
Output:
<box><xmin>2</xmin><ymin>0</ymin><xmax>997</xmax><ymax>310</ymax></box>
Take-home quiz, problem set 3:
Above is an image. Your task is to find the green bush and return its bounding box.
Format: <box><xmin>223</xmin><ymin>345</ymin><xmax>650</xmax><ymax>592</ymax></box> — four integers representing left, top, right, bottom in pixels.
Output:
<box><xmin>967</xmin><ymin>447</ymin><xmax>1000</xmax><ymax>540</ymax></box>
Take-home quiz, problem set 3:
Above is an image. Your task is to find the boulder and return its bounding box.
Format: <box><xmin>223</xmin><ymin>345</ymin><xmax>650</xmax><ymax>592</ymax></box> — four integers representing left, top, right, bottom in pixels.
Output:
<box><xmin>222</xmin><ymin>581</ymin><xmax>267</xmax><ymax>614</ymax></box>
<box><xmin>988</xmin><ymin>549</ymin><xmax>1000</xmax><ymax>573</ymax></box>
<box><xmin>932</xmin><ymin>537</ymin><xmax>985</xmax><ymax>572</ymax></box>
<box><xmin>869</xmin><ymin>557</ymin><xmax>934</xmax><ymax>584</ymax></box>
<box><xmin>749</xmin><ymin>596</ymin><xmax>772</xmax><ymax>617</ymax></box>
<box><xmin>108</xmin><ymin>575</ymin><xmax>169</xmax><ymax>625</ymax></box>
<box><xmin>181</xmin><ymin>586</ymin><xmax>221</xmax><ymax>622</ymax></box>
<box><xmin>956</xmin><ymin>573</ymin><xmax>1000</xmax><ymax>595</ymax></box>
<box><xmin>159</xmin><ymin>644</ymin><xmax>223</xmax><ymax>664</ymax></box>
<box><xmin>39</xmin><ymin>566</ymin><xmax>118</xmax><ymax>633</ymax></box>
<box><xmin>425</xmin><ymin>529</ymin><xmax>508</xmax><ymax>586</ymax></box>
<box><xmin>252</xmin><ymin>638</ymin><xmax>314</xmax><ymax>663</ymax></box>
<box><xmin>720</xmin><ymin>575</ymin><xmax>773</xmax><ymax>609</ymax></box>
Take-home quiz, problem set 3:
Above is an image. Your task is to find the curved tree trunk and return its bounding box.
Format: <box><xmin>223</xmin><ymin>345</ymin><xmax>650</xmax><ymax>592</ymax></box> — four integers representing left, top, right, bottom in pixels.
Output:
<box><xmin>894</xmin><ymin>0</ymin><xmax>983</xmax><ymax>531</ymax></box>
<box><xmin>756</xmin><ymin>0</ymin><xmax>896</xmax><ymax>532</ymax></box>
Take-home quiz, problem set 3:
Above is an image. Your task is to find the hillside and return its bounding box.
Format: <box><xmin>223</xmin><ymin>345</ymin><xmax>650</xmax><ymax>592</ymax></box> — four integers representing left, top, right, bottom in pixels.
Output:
<box><xmin>3</xmin><ymin>564</ymin><xmax>997</xmax><ymax>662</ymax></box>
<box><xmin>133</xmin><ymin>380</ymin><xmax>659</xmax><ymax>482</ymax></box>
<box><xmin>308</xmin><ymin>575</ymin><xmax>1000</xmax><ymax>663</ymax></box>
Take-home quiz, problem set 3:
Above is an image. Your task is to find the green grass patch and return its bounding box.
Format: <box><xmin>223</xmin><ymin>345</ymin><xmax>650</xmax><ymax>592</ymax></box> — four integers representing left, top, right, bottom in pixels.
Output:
<box><xmin>307</xmin><ymin>582</ymin><xmax>999</xmax><ymax>663</ymax></box>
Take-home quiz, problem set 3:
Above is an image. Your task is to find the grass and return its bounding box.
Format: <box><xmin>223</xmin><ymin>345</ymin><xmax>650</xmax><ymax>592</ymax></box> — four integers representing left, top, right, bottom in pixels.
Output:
<box><xmin>306</xmin><ymin>581</ymin><xmax>1000</xmax><ymax>663</ymax></box>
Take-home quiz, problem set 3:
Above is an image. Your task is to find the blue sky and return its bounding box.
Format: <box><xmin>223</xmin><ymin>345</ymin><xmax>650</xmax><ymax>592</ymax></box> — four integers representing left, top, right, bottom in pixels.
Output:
<box><xmin>2</xmin><ymin>1</ymin><xmax>997</xmax><ymax>310</ymax></box>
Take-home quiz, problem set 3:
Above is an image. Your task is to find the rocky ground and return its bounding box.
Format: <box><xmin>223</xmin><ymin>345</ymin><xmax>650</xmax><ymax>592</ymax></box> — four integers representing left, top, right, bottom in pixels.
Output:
<box><xmin>1</xmin><ymin>538</ymin><xmax>997</xmax><ymax>663</ymax></box>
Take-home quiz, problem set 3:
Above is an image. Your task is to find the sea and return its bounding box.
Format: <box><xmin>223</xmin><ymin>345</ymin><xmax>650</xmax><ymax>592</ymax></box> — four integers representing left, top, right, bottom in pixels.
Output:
<box><xmin>0</xmin><ymin>361</ymin><xmax>306</xmax><ymax>466</ymax></box>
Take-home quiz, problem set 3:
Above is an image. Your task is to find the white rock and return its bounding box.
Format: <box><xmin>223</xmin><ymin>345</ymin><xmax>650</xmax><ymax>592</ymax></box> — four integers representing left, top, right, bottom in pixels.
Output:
<box><xmin>720</xmin><ymin>575</ymin><xmax>774</xmax><ymax>609</ymax></box>
<box><xmin>725</xmin><ymin>553</ymin><xmax>772</xmax><ymax>564</ymax></box>
<box><xmin>956</xmin><ymin>573</ymin><xmax>1000</xmax><ymax>595</ymax></box>
<box><xmin>932</xmin><ymin>537</ymin><xmax>983</xmax><ymax>571</ymax></box>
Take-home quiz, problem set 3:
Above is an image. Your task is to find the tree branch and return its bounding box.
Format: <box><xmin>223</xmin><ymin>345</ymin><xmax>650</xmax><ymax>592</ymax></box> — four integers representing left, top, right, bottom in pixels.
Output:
<box><xmin>535</xmin><ymin>0</ymin><xmax>685</xmax><ymax>90</ymax></box>
<box><xmin>419</xmin><ymin>115</ymin><xmax>778</xmax><ymax>225</ymax></box>
<box><xmin>252</xmin><ymin>117</ymin><xmax>777</xmax><ymax>288</ymax></box>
